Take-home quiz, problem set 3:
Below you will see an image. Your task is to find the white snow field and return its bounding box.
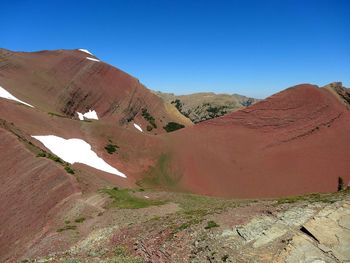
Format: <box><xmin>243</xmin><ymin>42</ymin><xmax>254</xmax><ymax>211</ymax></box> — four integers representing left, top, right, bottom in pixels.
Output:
<box><xmin>133</xmin><ymin>123</ymin><xmax>143</xmax><ymax>132</ymax></box>
<box><xmin>78</xmin><ymin>49</ymin><xmax>93</xmax><ymax>55</ymax></box>
<box><xmin>32</xmin><ymin>135</ymin><xmax>126</xmax><ymax>178</ymax></box>
<box><xmin>0</xmin><ymin>86</ymin><xmax>34</xmax><ymax>108</ymax></box>
<box><xmin>86</xmin><ymin>57</ymin><xmax>100</xmax><ymax>62</ymax></box>
<box><xmin>76</xmin><ymin>110</ymin><xmax>99</xmax><ymax>120</ymax></box>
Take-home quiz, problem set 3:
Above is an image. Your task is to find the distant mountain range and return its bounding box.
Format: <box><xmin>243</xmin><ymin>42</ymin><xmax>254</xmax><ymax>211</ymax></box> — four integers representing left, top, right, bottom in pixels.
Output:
<box><xmin>155</xmin><ymin>91</ymin><xmax>260</xmax><ymax>123</ymax></box>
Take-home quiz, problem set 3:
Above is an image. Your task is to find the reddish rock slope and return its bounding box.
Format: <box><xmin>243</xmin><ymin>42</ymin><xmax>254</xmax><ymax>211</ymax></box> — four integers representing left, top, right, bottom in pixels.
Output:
<box><xmin>167</xmin><ymin>84</ymin><xmax>350</xmax><ymax>197</ymax></box>
<box><xmin>0</xmin><ymin>48</ymin><xmax>190</xmax><ymax>132</ymax></box>
<box><xmin>0</xmin><ymin>121</ymin><xmax>79</xmax><ymax>262</ymax></box>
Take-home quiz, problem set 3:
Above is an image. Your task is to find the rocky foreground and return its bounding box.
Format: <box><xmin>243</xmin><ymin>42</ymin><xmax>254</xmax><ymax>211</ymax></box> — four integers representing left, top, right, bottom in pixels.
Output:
<box><xmin>22</xmin><ymin>189</ymin><xmax>350</xmax><ymax>263</ymax></box>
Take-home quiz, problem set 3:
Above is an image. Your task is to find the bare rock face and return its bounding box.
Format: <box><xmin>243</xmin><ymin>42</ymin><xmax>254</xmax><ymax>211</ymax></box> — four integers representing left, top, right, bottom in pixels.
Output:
<box><xmin>282</xmin><ymin>201</ymin><xmax>350</xmax><ymax>263</ymax></box>
<box><xmin>323</xmin><ymin>82</ymin><xmax>350</xmax><ymax>106</ymax></box>
<box><xmin>211</xmin><ymin>198</ymin><xmax>350</xmax><ymax>263</ymax></box>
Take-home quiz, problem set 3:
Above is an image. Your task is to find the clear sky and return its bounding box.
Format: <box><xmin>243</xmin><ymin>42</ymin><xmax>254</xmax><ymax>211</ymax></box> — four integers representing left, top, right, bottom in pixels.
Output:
<box><xmin>1</xmin><ymin>0</ymin><xmax>349</xmax><ymax>98</ymax></box>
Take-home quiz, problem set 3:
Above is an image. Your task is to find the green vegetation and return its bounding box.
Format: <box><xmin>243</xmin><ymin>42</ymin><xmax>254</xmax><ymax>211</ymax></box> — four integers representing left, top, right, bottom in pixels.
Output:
<box><xmin>141</xmin><ymin>108</ymin><xmax>157</xmax><ymax>130</ymax></box>
<box><xmin>36</xmin><ymin>152</ymin><xmax>46</xmax><ymax>157</ymax></box>
<box><xmin>57</xmin><ymin>224</ymin><xmax>77</xmax><ymax>232</ymax></box>
<box><xmin>65</xmin><ymin>166</ymin><xmax>75</xmax><ymax>174</ymax></box>
<box><xmin>276</xmin><ymin>189</ymin><xmax>350</xmax><ymax>205</ymax></box>
<box><xmin>206</xmin><ymin>105</ymin><xmax>228</xmax><ymax>118</ymax></box>
<box><xmin>172</xmin><ymin>222</ymin><xmax>191</xmax><ymax>234</ymax></box>
<box><xmin>107</xmin><ymin>257</ymin><xmax>144</xmax><ymax>263</ymax></box>
<box><xmin>64</xmin><ymin>220</ymin><xmax>71</xmax><ymax>224</ymax></box>
<box><xmin>105</xmin><ymin>143</ymin><xmax>119</xmax><ymax>154</ymax></box>
<box><xmin>74</xmin><ymin>217</ymin><xmax>85</xmax><ymax>223</ymax></box>
<box><xmin>137</xmin><ymin>154</ymin><xmax>181</xmax><ymax>190</ymax></box>
<box><xmin>171</xmin><ymin>99</ymin><xmax>183</xmax><ymax>111</ymax></box>
<box><xmin>101</xmin><ymin>187</ymin><xmax>165</xmax><ymax>209</ymax></box>
<box><xmin>163</xmin><ymin>122</ymin><xmax>185</xmax><ymax>132</ymax></box>
<box><xmin>48</xmin><ymin>112</ymin><xmax>66</xmax><ymax>118</ymax></box>
<box><xmin>169</xmin><ymin>193</ymin><xmax>233</xmax><ymax>236</ymax></box>
<box><xmin>109</xmin><ymin>246</ymin><xmax>145</xmax><ymax>263</ymax></box>
<box><xmin>61</xmin><ymin>259</ymin><xmax>82</xmax><ymax>263</ymax></box>
<box><xmin>37</xmin><ymin>150</ymin><xmax>75</xmax><ymax>174</ymax></box>
<box><xmin>205</xmin><ymin>220</ymin><xmax>219</xmax><ymax>229</ymax></box>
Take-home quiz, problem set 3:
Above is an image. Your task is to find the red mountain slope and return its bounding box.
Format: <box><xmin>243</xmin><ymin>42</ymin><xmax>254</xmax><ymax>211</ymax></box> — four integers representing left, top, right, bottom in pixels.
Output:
<box><xmin>166</xmin><ymin>84</ymin><xmax>350</xmax><ymax>197</ymax></box>
<box><xmin>0</xmin><ymin>48</ymin><xmax>190</xmax><ymax>132</ymax></box>
<box><xmin>0</xmin><ymin>121</ymin><xmax>79</xmax><ymax>261</ymax></box>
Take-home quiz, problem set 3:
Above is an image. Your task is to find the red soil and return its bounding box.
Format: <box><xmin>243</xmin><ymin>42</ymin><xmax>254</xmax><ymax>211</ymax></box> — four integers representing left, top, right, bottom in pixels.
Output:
<box><xmin>167</xmin><ymin>84</ymin><xmax>350</xmax><ymax>197</ymax></box>
<box><xmin>0</xmin><ymin>125</ymin><xmax>79</xmax><ymax>262</ymax></box>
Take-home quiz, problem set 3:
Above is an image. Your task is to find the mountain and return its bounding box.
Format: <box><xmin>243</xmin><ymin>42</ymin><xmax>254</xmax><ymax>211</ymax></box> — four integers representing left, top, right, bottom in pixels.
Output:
<box><xmin>163</xmin><ymin>83</ymin><xmax>350</xmax><ymax>197</ymax></box>
<box><xmin>0</xmin><ymin>48</ymin><xmax>191</xmax><ymax>132</ymax></box>
<box><xmin>0</xmin><ymin>48</ymin><xmax>190</xmax><ymax>261</ymax></box>
<box><xmin>0</xmin><ymin>48</ymin><xmax>349</xmax><ymax>261</ymax></box>
<box><xmin>155</xmin><ymin>91</ymin><xmax>259</xmax><ymax>123</ymax></box>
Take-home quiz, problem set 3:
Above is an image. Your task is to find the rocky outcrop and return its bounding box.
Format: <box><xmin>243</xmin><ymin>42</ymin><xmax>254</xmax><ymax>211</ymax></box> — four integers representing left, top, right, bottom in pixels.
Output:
<box><xmin>214</xmin><ymin>197</ymin><xmax>350</xmax><ymax>263</ymax></box>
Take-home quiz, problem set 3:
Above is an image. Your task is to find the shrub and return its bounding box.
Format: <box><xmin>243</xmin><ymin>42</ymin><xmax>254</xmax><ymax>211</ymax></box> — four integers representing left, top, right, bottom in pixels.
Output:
<box><xmin>48</xmin><ymin>154</ymin><xmax>64</xmax><ymax>163</ymax></box>
<box><xmin>141</xmin><ymin>108</ymin><xmax>157</xmax><ymax>128</ymax></box>
<box><xmin>74</xmin><ymin>217</ymin><xmax>85</xmax><ymax>223</ymax></box>
<box><xmin>338</xmin><ymin>177</ymin><xmax>345</xmax><ymax>191</ymax></box>
<box><xmin>57</xmin><ymin>225</ymin><xmax>77</xmax><ymax>232</ymax></box>
<box><xmin>105</xmin><ymin>144</ymin><xmax>119</xmax><ymax>154</ymax></box>
<box><xmin>205</xmin><ymin>220</ymin><xmax>219</xmax><ymax>229</ymax></box>
<box><xmin>163</xmin><ymin>122</ymin><xmax>185</xmax><ymax>132</ymax></box>
<box><xmin>36</xmin><ymin>152</ymin><xmax>46</xmax><ymax>157</ymax></box>
<box><xmin>171</xmin><ymin>99</ymin><xmax>183</xmax><ymax>111</ymax></box>
<box><xmin>65</xmin><ymin>166</ymin><xmax>75</xmax><ymax>174</ymax></box>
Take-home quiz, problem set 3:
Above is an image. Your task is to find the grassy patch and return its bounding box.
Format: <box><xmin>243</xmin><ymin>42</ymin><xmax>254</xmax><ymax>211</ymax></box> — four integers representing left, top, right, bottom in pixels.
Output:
<box><xmin>276</xmin><ymin>190</ymin><xmax>350</xmax><ymax>205</ymax></box>
<box><xmin>57</xmin><ymin>225</ymin><xmax>77</xmax><ymax>232</ymax></box>
<box><xmin>101</xmin><ymin>187</ymin><xmax>165</xmax><ymax>209</ymax></box>
<box><xmin>205</xmin><ymin>220</ymin><xmax>219</xmax><ymax>229</ymax></box>
<box><xmin>173</xmin><ymin>222</ymin><xmax>191</xmax><ymax>234</ymax></box>
<box><xmin>137</xmin><ymin>154</ymin><xmax>181</xmax><ymax>190</ymax></box>
<box><xmin>163</xmin><ymin>122</ymin><xmax>185</xmax><ymax>132</ymax></box>
<box><xmin>110</xmin><ymin>246</ymin><xmax>145</xmax><ymax>263</ymax></box>
<box><xmin>61</xmin><ymin>259</ymin><xmax>82</xmax><ymax>263</ymax></box>
<box><xmin>169</xmin><ymin>194</ymin><xmax>233</xmax><ymax>236</ymax></box>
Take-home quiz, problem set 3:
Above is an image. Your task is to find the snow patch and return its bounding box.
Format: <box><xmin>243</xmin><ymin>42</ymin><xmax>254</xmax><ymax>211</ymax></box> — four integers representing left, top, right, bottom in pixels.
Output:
<box><xmin>133</xmin><ymin>123</ymin><xmax>143</xmax><ymax>132</ymax></box>
<box><xmin>78</xmin><ymin>49</ymin><xmax>93</xmax><ymax>55</ymax></box>
<box><xmin>76</xmin><ymin>110</ymin><xmax>99</xmax><ymax>120</ymax></box>
<box><xmin>86</xmin><ymin>57</ymin><xmax>100</xmax><ymax>62</ymax></box>
<box><xmin>32</xmin><ymin>135</ymin><xmax>126</xmax><ymax>178</ymax></box>
<box><xmin>0</xmin><ymin>86</ymin><xmax>34</xmax><ymax>108</ymax></box>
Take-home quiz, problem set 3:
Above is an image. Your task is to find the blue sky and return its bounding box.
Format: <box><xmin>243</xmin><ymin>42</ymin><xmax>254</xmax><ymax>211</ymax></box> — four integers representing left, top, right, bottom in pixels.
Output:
<box><xmin>1</xmin><ymin>0</ymin><xmax>349</xmax><ymax>98</ymax></box>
